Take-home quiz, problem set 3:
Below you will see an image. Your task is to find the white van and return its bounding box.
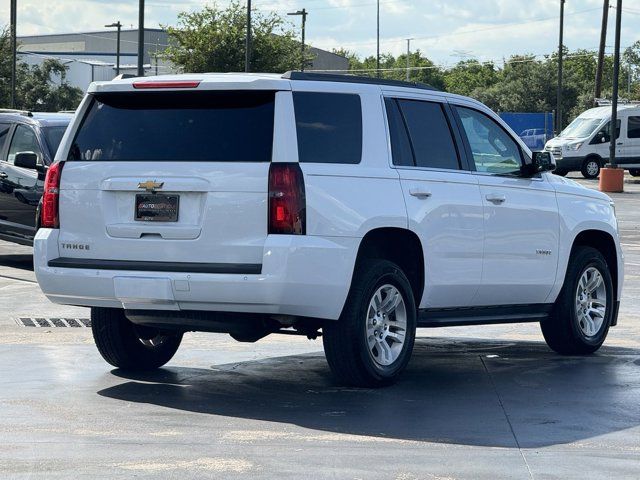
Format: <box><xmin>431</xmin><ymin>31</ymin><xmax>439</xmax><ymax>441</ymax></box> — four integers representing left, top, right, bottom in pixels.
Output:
<box><xmin>544</xmin><ymin>105</ymin><xmax>640</xmax><ymax>178</ymax></box>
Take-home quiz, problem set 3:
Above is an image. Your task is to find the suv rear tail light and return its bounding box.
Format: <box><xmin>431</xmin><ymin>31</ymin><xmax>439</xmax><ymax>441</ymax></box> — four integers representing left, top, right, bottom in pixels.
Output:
<box><xmin>268</xmin><ymin>163</ymin><xmax>306</xmax><ymax>235</ymax></box>
<box><xmin>41</xmin><ymin>162</ymin><xmax>64</xmax><ymax>229</ymax></box>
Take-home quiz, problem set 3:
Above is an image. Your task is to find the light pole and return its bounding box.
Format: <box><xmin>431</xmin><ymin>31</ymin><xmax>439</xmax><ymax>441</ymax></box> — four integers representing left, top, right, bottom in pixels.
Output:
<box><xmin>556</xmin><ymin>0</ymin><xmax>565</xmax><ymax>134</ymax></box>
<box><xmin>138</xmin><ymin>0</ymin><xmax>145</xmax><ymax>77</ymax></box>
<box><xmin>105</xmin><ymin>21</ymin><xmax>122</xmax><ymax>76</ymax></box>
<box><xmin>288</xmin><ymin>9</ymin><xmax>308</xmax><ymax>72</ymax></box>
<box><xmin>10</xmin><ymin>0</ymin><xmax>17</xmax><ymax>108</ymax></box>
<box><xmin>376</xmin><ymin>0</ymin><xmax>380</xmax><ymax>77</ymax></box>
<box><xmin>609</xmin><ymin>0</ymin><xmax>622</xmax><ymax>169</ymax></box>
<box><xmin>594</xmin><ymin>0</ymin><xmax>609</xmax><ymax>100</ymax></box>
<box><xmin>246</xmin><ymin>0</ymin><xmax>252</xmax><ymax>72</ymax></box>
<box><xmin>406</xmin><ymin>38</ymin><xmax>412</xmax><ymax>82</ymax></box>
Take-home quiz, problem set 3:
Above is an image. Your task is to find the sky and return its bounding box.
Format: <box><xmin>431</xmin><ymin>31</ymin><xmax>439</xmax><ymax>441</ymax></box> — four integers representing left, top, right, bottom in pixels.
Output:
<box><xmin>0</xmin><ymin>0</ymin><xmax>639</xmax><ymax>69</ymax></box>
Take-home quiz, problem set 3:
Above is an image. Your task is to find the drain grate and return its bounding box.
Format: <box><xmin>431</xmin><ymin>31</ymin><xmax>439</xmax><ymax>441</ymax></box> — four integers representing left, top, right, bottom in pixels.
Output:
<box><xmin>16</xmin><ymin>317</ymin><xmax>91</xmax><ymax>328</ymax></box>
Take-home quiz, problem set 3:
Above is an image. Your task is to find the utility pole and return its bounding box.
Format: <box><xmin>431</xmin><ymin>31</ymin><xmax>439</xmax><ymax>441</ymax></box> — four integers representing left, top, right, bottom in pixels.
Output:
<box><xmin>556</xmin><ymin>0</ymin><xmax>565</xmax><ymax>134</ymax></box>
<box><xmin>406</xmin><ymin>38</ymin><xmax>412</xmax><ymax>82</ymax></box>
<box><xmin>10</xmin><ymin>0</ymin><xmax>17</xmax><ymax>108</ymax></box>
<box><xmin>376</xmin><ymin>0</ymin><xmax>380</xmax><ymax>77</ymax></box>
<box><xmin>609</xmin><ymin>0</ymin><xmax>622</xmax><ymax>169</ymax></box>
<box><xmin>245</xmin><ymin>0</ymin><xmax>252</xmax><ymax>72</ymax></box>
<box><xmin>105</xmin><ymin>21</ymin><xmax>122</xmax><ymax>76</ymax></box>
<box><xmin>594</xmin><ymin>0</ymin><xmax>609</xmax><ymax>100</ymax></box>
<box><xmin>288</xmin><ymin>9</ymin><xmax>308</xmax><ymax>72</ymax></box>
<box><xmin>137</xmin><ymin>0</ymin><xmax>145</xmax><ymax>77</ymax></box>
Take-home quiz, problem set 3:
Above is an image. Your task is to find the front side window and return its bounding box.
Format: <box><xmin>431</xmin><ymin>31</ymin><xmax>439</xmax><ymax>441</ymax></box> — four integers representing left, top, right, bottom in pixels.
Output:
<box><xmin>456</xmin><ymin>106</ymin><xmax>522</xmax><ymax>175</ymax></box>
<box><xmin>591</xmin><ymin>120</ymin><xmax>621</xmax><ymax>144</ymax></box>
<box><xmin>68</xmin><ymin>91</ymin><xmax>275</xmax><ymax>162</ymax></box>
<box><xmin>293</xmin><ymin>92</ymin><xmax>362</xmax><ymax>164</ymax></box>
<box><xmin>7</xmin><ymin>125</ymin><xmax>42</xmax><ymax>165</ymax></box>
<box><xmin>628</xmin><ymin>116</ymin><xmax>640</xmax><ymax>139</ymax></box>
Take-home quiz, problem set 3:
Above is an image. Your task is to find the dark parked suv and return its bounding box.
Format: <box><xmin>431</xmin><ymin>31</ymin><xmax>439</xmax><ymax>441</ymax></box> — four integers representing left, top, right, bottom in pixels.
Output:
<box><xmin>0</xmin><ymin>111</ymin><xmax>72</xmax><ymax>245</ymax></box>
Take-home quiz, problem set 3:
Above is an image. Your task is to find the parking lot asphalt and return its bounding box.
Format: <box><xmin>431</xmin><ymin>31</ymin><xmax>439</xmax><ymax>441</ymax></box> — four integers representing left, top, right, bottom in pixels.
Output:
<box><xmin>1</xmin><ymin>174</ymin><xmax>639</xmax><ymax>479</ymax></box>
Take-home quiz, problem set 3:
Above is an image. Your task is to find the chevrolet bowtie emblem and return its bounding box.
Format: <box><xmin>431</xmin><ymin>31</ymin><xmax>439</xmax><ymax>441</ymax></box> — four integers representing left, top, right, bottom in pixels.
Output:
<box><xmin>137</xmin><ymin>180</ymin><xmax>164</xmax><ymax>192</ymax></box>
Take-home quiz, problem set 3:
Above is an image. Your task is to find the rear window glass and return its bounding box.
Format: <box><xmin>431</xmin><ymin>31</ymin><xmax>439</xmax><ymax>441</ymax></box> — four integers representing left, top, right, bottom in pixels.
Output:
<box><xmin>293</xmin><ymin>92</ymin><xmax>362</xmax><ymax>164</ymax></box>
<box><xmin>68</xmin><ymin>91</ymin><xmax>275</xmax><ymax>162</ymax></box>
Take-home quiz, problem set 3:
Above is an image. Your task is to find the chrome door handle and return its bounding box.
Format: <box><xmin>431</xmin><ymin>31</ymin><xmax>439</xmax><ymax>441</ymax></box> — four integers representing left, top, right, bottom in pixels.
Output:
<box><xmin>485</xmin><ymin>193</ymin><xmax>506</xmax><ymax>204</ymax></box>
<box><xmin>409</xmin><ymin>187</ymin><xmax>432</xmax><ymax>198</ymax></box>
<box><xmin>617</xmin><ymin>142</ymin><xmax>624</xmax><ymax>145</ymax></box>
<box><xmin>0</xmin><ymin>172</ymin><xmax>7</xmax><ymax>179</ymax></box>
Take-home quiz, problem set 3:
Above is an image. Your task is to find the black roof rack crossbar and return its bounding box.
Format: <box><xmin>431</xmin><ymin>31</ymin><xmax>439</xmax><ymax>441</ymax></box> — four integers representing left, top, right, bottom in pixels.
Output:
<box><xmin>282</xmin><ymin>71</ymin><xmax>438</xmax><ymax>91</ymax></box>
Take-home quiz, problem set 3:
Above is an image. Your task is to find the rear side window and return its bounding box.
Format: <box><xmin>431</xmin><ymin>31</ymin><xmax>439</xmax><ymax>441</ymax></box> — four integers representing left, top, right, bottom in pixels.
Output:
<box><xmin>384</xmin><ymin>98</ymin><xmax>414</xmax><ymax>167</ymax></box>
<box><xmin>628</xmin><ymin>116</ymin><xmax>640</xmax><ymax>139</ymax></box>
<box><xmin>293</xmin><ymin>92</ymin><xmax>362</xmax><ymax>164</ymax></box>
<box><xmin>68</xmin><ymin>91</ymin><xmax>275</xmax><ymax>162</ymax></box>
<box><xmin>395</xmin><ymin>99</ymin><xmax>460</xmax><ymax>170</ymax></box>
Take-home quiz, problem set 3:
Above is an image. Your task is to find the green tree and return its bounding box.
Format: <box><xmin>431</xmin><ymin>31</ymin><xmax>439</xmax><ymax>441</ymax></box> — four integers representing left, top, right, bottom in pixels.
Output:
<box><xmin>164</xmin><ymin>2</ymin><xmax>311</xmax><ymax>73</ymax></box>
<box><xmin>0</xmin><ymin>28</ymin><xmax>83</xmax><ymax>111</ymax></box>
<box><xmin>444</xmin><ymin>60</ymin><xmax>498</xmax><ymax>97</ymax></box>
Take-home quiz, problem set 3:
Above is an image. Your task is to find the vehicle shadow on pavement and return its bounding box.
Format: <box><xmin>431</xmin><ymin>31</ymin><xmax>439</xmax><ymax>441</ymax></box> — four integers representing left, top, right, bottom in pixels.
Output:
<box><xmin>0</xmin><ymin>254</ymin><xmax>33</xmax><ymax>271</ymax></box>
<box><xmin>98</xmin><ymin>337</ymin><xmax>640</xmax><ymax>448</ymax></box>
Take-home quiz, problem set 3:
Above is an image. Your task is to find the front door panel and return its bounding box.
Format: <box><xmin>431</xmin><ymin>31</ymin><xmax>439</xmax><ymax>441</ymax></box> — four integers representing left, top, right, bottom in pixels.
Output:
<box><xmin>475</xmin><ymin>176</ymin><xmax>559</xmax><ymax>305</ymax></box>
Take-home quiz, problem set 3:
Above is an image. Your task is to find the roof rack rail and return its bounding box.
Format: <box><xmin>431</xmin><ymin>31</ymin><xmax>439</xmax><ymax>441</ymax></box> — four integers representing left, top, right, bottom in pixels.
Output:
<box><xmin>0</xmin><ymin>108</ymin><xmax>32</xmax><ymax>117</ymax></box>
<box><xmin>594</xmin><ymin>98</ymin><xmax>640</xmax><ymax>107</ymax></box>
<box><xmin>282</xmin><ymin>71</ymin><xmax>438</xmax><ymax>91</ymax></box>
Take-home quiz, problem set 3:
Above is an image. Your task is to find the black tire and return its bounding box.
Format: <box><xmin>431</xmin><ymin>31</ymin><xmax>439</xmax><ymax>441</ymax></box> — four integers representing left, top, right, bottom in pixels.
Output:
<box><xmin>541</xmin><ymin>246</ymin><xmax>613</xmax><ymax>355</ymax></box>
<box><xmin>581</xmin><ymin>157</ymin><xmax>601</xmax><ymax>179</ymax></box>
<box><xmin>91</xmin><ymin>307</ymin><xmax>183</xmax><ymax>370</ymax></box>
<box><xmin>629</xmin><ymin>169</ymin><xmax>640</xmax><ymax>177</ymax></box>
<box><xmin>323</xmin><ymin>259</ymin><xmax>417</xmax><ymax>387</ymax></box>
<box><xmin>553</xmin><ymin>169</ymin><xmax>568</xmax><ymax>177</ymax></box>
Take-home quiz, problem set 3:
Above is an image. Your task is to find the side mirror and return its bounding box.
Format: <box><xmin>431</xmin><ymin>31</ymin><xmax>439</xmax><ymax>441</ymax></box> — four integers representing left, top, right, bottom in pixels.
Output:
<box><xmin>14</xmin><ymin>152</ymin><xmax>39</xmax><ymax>170</ymax></box>
<box><xmin>533</xmin><ymin>151</ymin><xmax>556</xmax><ymax>173</ymax></box>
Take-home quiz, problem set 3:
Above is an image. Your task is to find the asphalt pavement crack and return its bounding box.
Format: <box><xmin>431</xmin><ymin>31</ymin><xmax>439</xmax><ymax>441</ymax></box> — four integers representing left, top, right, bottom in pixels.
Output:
<box><xmin>479</xmin><ymin>355</ymin><xmax>534</xmax><ymax>480</ymax></box>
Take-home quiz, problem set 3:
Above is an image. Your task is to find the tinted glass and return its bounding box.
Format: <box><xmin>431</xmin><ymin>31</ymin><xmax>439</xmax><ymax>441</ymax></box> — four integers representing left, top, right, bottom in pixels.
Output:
<box><xmin>68</xmin><ymin>91</ymin><xmax>275</xmax><ymax>162</ymax></box>
<box><xmin>628</xmin><ymin>116</ymin><xmax>640</xmax><ymax>139</ymax></box>
<box><xmin>293</xmin><ymin>92</ymin><xmax>362</xmax><ymax>164</ymax></box>
<box><xmin>384</xmin><ymin>98</ymin><xmax>414</xmax><ymax>166</ymax></box>
<box><xmin>456</xmin><ymin>106</ymin><xmax>522</xmax><ymax>175</ymax></box>
<box><xmin>0</xmin><ymin>123</ymin><xmax>11</xmax><ymax>157</ymax></box>
<box><xmin>397</xmin><ymin>99</ymin><xmax>459</xmax><ymax>170</ymax></box>
<box><xmin>43</xmin><ymin>126</ymin><xmax>68</xmax><ymax>157</ymax></box>
<box><xmin>8</xmin><ymin>125</ymin><xmax>42</xmax><ymax>165</ymax></box>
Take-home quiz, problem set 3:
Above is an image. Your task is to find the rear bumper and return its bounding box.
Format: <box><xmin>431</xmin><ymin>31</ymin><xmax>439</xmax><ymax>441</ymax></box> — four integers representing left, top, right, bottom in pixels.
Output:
<box><xmin>34</xmin><ymin>229</ymin><xmax>358</xmax><ymax>320</ymax></box>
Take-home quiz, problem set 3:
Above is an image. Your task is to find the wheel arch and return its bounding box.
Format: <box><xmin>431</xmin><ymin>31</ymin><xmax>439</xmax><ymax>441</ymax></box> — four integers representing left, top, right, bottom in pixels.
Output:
<box><xmin>570</xmin><ymin>229</ymin><xmax>619</xmax><ymax>300</ymax></box>
<box><xmin>352</xmin><ymin>227</ymin><xmax>425</xmax><ymax>306</ymax></box>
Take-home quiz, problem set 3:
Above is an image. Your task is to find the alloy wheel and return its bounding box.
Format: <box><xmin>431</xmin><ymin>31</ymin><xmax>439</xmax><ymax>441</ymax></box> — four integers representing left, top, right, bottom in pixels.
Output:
<box><xmin>365</xmin><ymin>284</ymin><xmax>408</xmax><ymax>366</ymax></box>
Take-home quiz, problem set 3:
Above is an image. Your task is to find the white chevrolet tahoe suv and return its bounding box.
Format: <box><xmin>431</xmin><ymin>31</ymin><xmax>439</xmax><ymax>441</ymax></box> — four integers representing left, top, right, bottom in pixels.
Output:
<box><xmin>34</xmin><ymin>72</ymin><xmax>624</xmax><ymax>387</ymax></box>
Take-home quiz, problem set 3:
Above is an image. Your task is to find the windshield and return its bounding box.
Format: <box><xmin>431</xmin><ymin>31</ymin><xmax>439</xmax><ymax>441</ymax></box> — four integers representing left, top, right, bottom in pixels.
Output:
<box><xmin>559</xmin><ymin>117</ymin><xmax>603</xmax><ymax>139</ymax></box>
<box><xmin>43</xmin><ymin>126</ymin><xmax>68</xmax><ymax>157</ymax></box>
